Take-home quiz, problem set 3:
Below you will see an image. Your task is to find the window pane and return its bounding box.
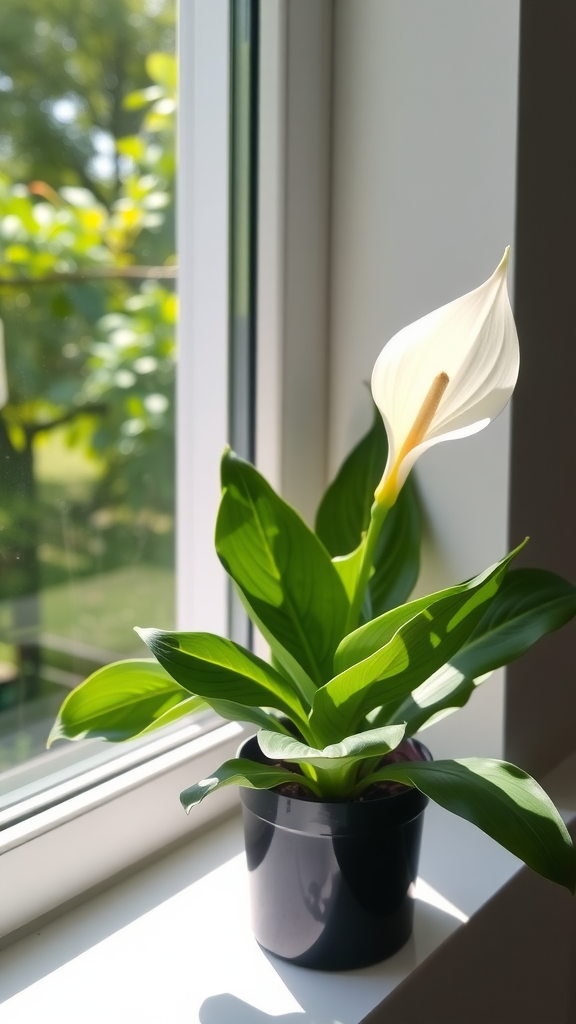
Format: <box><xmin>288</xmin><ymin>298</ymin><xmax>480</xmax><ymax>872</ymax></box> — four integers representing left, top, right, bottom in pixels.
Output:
<box><xmin>0</xmin><ymin>1</ymin><xmax>177</xmax><ymax>790</ymax></box>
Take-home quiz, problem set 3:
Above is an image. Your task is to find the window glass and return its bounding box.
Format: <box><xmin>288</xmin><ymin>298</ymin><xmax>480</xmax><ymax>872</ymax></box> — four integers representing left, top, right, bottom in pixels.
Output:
<box><xmin>0</xmin><ymin>0</ymin><xmax>178</xmax><ymax>801</ymax></box>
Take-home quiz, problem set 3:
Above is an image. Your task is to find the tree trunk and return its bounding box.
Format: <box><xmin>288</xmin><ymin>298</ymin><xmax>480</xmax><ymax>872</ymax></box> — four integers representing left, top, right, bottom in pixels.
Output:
<box><xmin>0</xmin><ymin>415</ymin><xmax>42</xmax><ymax>700</ymax></box>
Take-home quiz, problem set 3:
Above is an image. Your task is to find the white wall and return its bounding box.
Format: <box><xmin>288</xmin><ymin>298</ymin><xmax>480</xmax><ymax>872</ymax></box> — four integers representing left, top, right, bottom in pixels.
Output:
<box><xmin>328</xmin><ymin>0</ymin><xmax>520</xmax><ymax>758</ymax></box>
<box><xmin>257</xmin><ymin>0</ymin><xmax>333</xmax><ymax>525</ymax></box>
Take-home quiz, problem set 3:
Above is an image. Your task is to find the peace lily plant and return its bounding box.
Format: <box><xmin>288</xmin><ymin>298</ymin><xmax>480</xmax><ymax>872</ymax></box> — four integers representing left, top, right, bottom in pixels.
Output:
<box><xmin>51</xmin><ymin>250</ymin><xmax>576</xmax><ymax>894</ymax></box>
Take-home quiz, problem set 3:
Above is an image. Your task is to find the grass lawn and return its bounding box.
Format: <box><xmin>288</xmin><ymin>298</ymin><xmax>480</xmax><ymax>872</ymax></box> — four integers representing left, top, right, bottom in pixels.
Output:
<box><xmin>0</xmin><ymin>434</ymin><xmax>177</xmax><ymax>769</ymax></box>
<box><xmin>0</xmin><ymin>565</ymin><xmax>175</xmax><ymax>771</ymax></box>
<box><xmin>41</xmin><ymin>564</ymin><xmax>176</xmax><ymax>655</ymax></box>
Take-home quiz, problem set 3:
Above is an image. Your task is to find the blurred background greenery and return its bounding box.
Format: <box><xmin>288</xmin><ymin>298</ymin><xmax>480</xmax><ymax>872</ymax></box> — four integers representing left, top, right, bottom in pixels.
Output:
<box><xmin>0</xmin><ymin>0</ymin><xmax>177</xmax><ymax>768</ymax></box>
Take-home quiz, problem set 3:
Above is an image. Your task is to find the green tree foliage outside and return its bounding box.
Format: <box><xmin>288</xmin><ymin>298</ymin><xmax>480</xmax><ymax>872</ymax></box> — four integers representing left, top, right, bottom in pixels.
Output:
<box><xmin>0</xmin><ymin>0</ymin><xmax>177</xmax><ymax>722</ymax></box>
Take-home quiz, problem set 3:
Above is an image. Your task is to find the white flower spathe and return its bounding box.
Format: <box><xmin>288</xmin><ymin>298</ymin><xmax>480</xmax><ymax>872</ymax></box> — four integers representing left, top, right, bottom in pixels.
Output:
<box><xmin>371</xmin><ymin>248</ymin><xmax>519</xmax><ymax>505</ymax></box>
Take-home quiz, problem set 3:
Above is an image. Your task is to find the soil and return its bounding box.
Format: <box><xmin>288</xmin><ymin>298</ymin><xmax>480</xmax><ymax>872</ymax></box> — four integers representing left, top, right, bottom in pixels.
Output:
<box><xmin>273</xmin><ymin>737</ymin><xmax>427</xmax><ymax>802</ymax></box>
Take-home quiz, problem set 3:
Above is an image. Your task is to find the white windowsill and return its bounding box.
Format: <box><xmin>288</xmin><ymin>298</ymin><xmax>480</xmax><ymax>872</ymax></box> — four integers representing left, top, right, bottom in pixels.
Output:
<box><xmin>0</xmin><ymin>809</ymin><xmax>477</xmax><ymax>1024</ymax></box>
<box><xmin>0</xmin><ymin>720</ymin><xmax>249</xmax><ymax>942</ymax></box>
<box><xmin>1</xmin><ymin>750</ymin><xmax>574</xmax><ymax>1024</ymax></box>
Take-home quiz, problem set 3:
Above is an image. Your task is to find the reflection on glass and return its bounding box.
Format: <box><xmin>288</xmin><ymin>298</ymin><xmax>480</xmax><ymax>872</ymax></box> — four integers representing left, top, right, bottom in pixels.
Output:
<box><xmin>0</xmin><ymin>0</ymin><xmax>176</xmax><ymax>776</ymax></box>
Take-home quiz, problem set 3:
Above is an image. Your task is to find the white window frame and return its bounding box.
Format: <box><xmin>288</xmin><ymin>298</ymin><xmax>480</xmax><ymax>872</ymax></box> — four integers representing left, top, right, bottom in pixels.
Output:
<box><xmin>0</xmin><ymin>0</ymin><xmax>247</xmax><ymax>946</ymax></box>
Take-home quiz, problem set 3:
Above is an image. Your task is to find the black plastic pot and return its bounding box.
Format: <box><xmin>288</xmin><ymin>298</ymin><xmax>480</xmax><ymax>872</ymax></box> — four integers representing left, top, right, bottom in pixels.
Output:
<box><xmin>239</xmin><ymin>735</ymin><xmax>431</xmax><ymax>971</ymax></box>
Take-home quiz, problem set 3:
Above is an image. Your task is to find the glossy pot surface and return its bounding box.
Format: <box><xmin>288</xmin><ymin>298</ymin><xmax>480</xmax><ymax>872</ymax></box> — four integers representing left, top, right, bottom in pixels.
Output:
<box><xmin>239</xmin><ymin>735</ymin><xmax>430</xmax><ymax>971</ymax></box>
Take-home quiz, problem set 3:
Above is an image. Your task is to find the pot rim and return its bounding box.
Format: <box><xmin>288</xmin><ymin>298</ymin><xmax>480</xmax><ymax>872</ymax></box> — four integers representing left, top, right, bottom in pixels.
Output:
<box><xmin>238</xmin><ymin>734</ymin><xmax>431</xmax><ymax>837</ymax></box>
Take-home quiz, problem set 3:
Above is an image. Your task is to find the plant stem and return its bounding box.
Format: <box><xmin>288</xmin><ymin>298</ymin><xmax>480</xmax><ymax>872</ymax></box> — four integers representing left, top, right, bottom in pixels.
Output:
<box><xmin>305</xmin><ymin>762</ymin><xmax>357</xmax><ymax>800</ymax></box>
<box><xmin>345</xmin><ymin>500</ymin><xmax>389</xmax><ymax>633</ymax></box>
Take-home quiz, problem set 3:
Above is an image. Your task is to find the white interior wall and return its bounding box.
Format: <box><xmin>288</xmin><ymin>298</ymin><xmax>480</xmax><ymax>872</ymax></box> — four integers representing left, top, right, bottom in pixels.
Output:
<box><xmin>328</xmin><ymin>0</ymin><xmax>520</xmax><ymax>758</ymax></box>
<box><xmin>256</xmin><ymin>0</ymin><xmax>333</xmax><ymax>525</ymax></box>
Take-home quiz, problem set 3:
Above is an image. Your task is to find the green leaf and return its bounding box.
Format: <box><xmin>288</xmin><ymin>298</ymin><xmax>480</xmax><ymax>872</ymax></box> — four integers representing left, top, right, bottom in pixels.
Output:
<box><xmin>180</xmin><ymin>757</ymin><xmax>317</xmax><ymax>812</ymax></box>
<box><xmin>146</xmin><ymin>52</ymin><xmax>177</xmax><ymax>92</ymax></box>
<box><xmin>451</xmin><ymin>568</ymin><xmax>576</xmax><ymax>679</ymax></box>
<box><xmin>122</xmin><ymin>86</ymin><xmax>164</xmax><ymax>111</ymax></box>
<box><xmin>257</xmin><ymin>723</ymin><xmax>405</xmax><ymax>770</ymax></box>
<box><xmin>201</xmin><ymin>698</ymin><xmax>292</xmax><ymax>734</ymax></box>
<box><xmin>315</xmin><ymin>410</ymin><xmax>420</xmax><ymax>617</ymax></box>
<box><xmin>48</xmin><ymin>659</ymin><xmax>204</xmax><ymax>745</ymax></box>
<box><xmin>116</xmin><ymin>135</ymin><xmax>147</xmax><ymax>160</ymax></box>
<box><xmin>335</xmin><ymin>590</ymin><xmax>437</xmax><ymax>677</ymax></box>
<box><xmin>358</xmin><ymin>758</ymin><xmax>576</xmax><ymax>893</ymax></box>
<box><xmin>232</xmin><ymin>583</ymin><xmax>318</xmax><ymax>707</ymax></box>
<box><xmin>137</xmin><ymin>628</ymin><xmax>310</xmax><ymax>735</ymax></box>
<box><xmin>334</xmin><ymin>540</ymin><xmax>528</xmax><ymax>676</ymax></box>
<box><xmin>332</xmin><ymin>543</ymin><xmax>365</xmax><ymax>604</ymax></box>
<box><xmin>315</xmin><ymin>411</ymin><xmax>387</xmax><ymax>557</ymax></box>
<box><xmin>378</xmin><ymin>567</ymin><xmax>576</xmax><ymax>736</ymax></box>
<box><xmin>136</xmin><ymin>696</ymin><xmax>209</xmax><ymax>734</ymax></box>
<box><xmin>311</xmin><ymin>546</ymin><xmax>523</xmax><ymax>744</ymax></box>
<box><xmin>215</xmin><ymin>450</ymin><xmax>348</xmax><ymax>688</ymax></box>
<box><xmin>375</xmin><ymin>664</ymin><xmax>492</xmax><ymax>736</ymax></box>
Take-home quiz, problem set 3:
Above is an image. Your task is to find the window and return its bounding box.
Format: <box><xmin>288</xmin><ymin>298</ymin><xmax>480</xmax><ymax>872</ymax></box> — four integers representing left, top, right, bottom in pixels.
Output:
<box><xmin>1</xmin><ymin>0</ymin><xmax>238</xmax><ymax>943</ymax></box>
<box><xmin>0</xmin><ymin>0</ymin><xmax>179</xmax><ymax>805</ymax></box>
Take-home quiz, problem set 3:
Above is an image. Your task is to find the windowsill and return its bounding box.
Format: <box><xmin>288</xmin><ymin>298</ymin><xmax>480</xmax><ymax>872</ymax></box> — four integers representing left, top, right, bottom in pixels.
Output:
<box><xmin>0</xmin><ymin>720</ymin><xmax>249</xmax><ymax>942</ymax></box>
<box><xmin>1</xmin><ymin>750</ymin><xmax>575</xmax><ymax>1024</ymax></box>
